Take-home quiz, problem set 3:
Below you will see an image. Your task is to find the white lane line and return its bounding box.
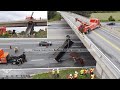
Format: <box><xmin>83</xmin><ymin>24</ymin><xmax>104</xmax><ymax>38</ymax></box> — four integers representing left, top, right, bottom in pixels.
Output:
<box><xmin>0</xmin><ymin>48</ymin><xmax>10</xmax><ymax>50</ymax></box>
<box><xmin>31</xmin><ymin>59</ymin><xmax>44</xmax><ymax>61</ymax></box>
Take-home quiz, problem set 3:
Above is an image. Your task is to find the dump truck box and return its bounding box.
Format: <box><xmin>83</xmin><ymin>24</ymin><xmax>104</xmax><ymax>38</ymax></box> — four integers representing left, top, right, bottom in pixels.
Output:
<box><xmin>54</xmin><ymin>39</ymin><xmax>74</xmax><ymax>62</ymax></box>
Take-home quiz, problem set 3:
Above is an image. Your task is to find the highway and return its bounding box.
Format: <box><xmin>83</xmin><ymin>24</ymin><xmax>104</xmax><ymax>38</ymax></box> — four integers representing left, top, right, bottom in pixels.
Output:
<box><xmin>59</xmin><ymin>11</ymin><xmax>120</xmax><ymax>77</ymax></box>
<box><xmin>0</xmin><ymin>20</ymin><xmax>96</xmax><ymax>78</ymax></box>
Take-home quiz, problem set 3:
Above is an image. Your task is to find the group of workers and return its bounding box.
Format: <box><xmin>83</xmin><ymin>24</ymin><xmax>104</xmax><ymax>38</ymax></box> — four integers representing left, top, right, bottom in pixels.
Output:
<box><xmin>9</xmin><ymin>45</ymin><xmax>27</xmax><ymax>65</ymax></box>
<box><xmin>51</xmin><ymin>68</ymin><xmax>95</xmax><ymax>79</ymax></box>
<box><xmin>10</xmin><ymin>45</ymin><xmax>19</xmax><ymax>53</ymax></box>
<box><xmin>52</xmin><ymin>68</ymin><xmax>60</xmax><ymax>78</ymax></box>
<box><xmin>67</xmin><ymin>68</ymin><xmax>95</xmax><ymax>79</ymax></box>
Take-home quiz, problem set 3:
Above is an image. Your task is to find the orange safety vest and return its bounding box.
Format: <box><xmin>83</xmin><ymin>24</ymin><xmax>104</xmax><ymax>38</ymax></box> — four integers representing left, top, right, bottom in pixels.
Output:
<box><xmin>74</xmin><ymin>73</ymin><xmax>78</xmax><ymax>78</ymax></box>
<box><xmin>90</xmin><ymin>68</ymin><xmax>93</xmax><ymax>74</ymax></box>
<box><xmin>84</xmin><ymin>69</ymin><xmax>88</xmax><ymax>74</ymax></box>
<box><xmin>91</xmin><ymin>74</ymin><xmax>95</xmax><ymax>79</ymax></box>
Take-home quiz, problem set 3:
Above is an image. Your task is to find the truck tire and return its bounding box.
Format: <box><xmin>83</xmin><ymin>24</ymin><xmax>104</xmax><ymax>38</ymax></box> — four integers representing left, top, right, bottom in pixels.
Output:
<box><xmin>88</xmin><ymin>28</ymin><xmax>91</xmax><ymax>33</ymax></box>
<box><xmin>85</xmin><ymin>30</ymin><xmax>89</xmax><ymax>34</ymax></box>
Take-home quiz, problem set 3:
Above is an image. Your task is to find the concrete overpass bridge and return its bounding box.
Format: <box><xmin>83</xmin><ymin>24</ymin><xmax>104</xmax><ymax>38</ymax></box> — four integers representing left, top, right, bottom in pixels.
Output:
<box><xmin>59</xmin><ymin>11</ymin><xmax>120</xmax><ymax>79</ymax></box>
<box><xmin>0</xmin><ymin>19</ymin><xmax>47</xmax><ymax>35</ymax></box>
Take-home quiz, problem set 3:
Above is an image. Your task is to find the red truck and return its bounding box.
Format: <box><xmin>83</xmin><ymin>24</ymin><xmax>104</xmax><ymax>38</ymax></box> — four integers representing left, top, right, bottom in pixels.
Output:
<box><xmin>75</xmin><ymin>18</ymin><xmax>101</xmax><ymax>34</ymax></box>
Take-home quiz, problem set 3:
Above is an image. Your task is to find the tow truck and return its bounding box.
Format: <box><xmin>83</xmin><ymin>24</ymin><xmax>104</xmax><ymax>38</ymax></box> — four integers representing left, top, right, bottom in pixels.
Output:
<box><xmin>75</xmin><ymin>18</ymin><xmax>101</xmax><ymax>34</ymax></box>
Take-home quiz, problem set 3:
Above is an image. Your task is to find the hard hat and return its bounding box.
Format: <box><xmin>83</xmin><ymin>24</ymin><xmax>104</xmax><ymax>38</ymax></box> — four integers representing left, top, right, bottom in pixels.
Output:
<box><xmin>75</xmin><ymin>71</ymin><xmax>78</xmax><ymax>74</ymax></box>
<box><xmin>70</xmin><ymin>74</ymin><xmax>72</xmax><ymax>76</ymax></box>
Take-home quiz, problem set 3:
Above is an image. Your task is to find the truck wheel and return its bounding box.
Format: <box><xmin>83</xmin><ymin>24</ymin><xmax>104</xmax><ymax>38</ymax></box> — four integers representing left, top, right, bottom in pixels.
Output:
<box><xmin>85</xmin><ymin>31</ymin><xmax>89</xmax><ymax>34</ymax></box>
<box><xmin>88</xmin><ymin>28</ymin><xmax>91</xmax><ymax>33</ymax></box>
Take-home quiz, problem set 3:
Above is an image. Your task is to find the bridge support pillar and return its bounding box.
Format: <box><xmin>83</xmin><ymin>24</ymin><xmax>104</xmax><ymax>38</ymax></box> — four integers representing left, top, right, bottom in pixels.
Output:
<box><xmin>96</xmin><ymin>62</ymin><xmax>110</xmax><ymax>79</ymax></box>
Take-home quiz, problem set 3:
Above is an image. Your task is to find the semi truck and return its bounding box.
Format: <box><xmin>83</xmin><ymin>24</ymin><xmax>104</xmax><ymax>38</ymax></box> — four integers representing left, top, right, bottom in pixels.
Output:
<box><xmin>75</xmin><ymin>18</ymin><xmax>101</xmax><ymax>34</ymax></box>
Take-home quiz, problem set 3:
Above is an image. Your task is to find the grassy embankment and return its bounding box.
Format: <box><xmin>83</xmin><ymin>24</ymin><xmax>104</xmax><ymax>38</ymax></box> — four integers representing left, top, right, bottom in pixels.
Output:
<box><xmin>90</xmin><ymin>12</ymin><xmax>120</xmax><ymax>22</ymax></box>
<box><xmin>35</xmin><ymin>30</ymin><xmax>47</xmax><ymax>38</ymax></box>
<box><xmin>32</xmin><ymin>68</ymin><xmax>98</xmax><ymax>79</ymax></box>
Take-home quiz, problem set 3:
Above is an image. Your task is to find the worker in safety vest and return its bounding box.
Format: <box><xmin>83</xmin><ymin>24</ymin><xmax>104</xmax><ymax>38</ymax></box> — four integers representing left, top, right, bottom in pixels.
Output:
<box><xmin>90</xmin><ymin>73</ymin><xmax>95</xmax><ymax>79</ymax></box>
<box><xmin>10</xmin><ymin>45</ymin><xmax>12</xmax><ymax>49</ymax></box>
<box><xmin>90</xmin><ymin>68</ymin><xmax>94</xmax><ymax>74</ymax></box>
<box><xmin>67</xmin><ymin>74</ymin><xmax>73</xmax><ymax>79</ymax></box>
<box><xmin>14</xmin><ymin>47</ymin><xmax>18</xmax><ymax>53</ymax></box>
<box><xmin>56</xmin><ymin>68</ymin><xmax>60</xmax><ymax>78</ymax></box>
<box><xmin>84</xmin><ymin>68</ymin><xmax>88</xmax><ymax>76</ymax></box>
<box><xmin>52</xmin><ymin>69</ymin><xmax>55</xmax><ymax>78</ymax></box>
<box><xmin>73</xmin><ymin>71</ymin><xmax>78</xmax><ymax>79</ymax></box>
<box><xmin>80</xmin><ymin>69</ymin><xmax>84</xmax><ymax>75</ymax></box>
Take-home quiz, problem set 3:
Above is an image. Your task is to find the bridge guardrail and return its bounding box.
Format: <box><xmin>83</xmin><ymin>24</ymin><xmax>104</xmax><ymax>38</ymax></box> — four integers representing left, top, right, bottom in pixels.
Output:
<box><xmin>60</xmin><ymin>12</ymin><xmax>120</xmax><ymax>79</ymax></box>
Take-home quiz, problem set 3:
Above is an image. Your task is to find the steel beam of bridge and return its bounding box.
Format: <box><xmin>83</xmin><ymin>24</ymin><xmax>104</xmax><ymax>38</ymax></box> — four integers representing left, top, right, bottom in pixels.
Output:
<box><xmin>59</xmin><ymin>11</ymin><xmax>120</xmax><ymax>79</ymax></box>
<box><xmin>0</xmin><ymin>19</ymin><xmax>47</xmax><ymax>27</ymax></box>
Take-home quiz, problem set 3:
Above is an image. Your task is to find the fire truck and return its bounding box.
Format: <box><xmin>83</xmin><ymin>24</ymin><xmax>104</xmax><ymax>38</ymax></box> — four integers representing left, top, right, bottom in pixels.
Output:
<box><xmin>75</xmin><ymin>18</ymin><xmax>101</xmax><ymax>34</ymax></box>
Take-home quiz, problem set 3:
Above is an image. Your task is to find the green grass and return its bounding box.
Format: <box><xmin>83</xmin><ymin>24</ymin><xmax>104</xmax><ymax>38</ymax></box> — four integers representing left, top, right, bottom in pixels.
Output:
<box><xmin>48</xmin><ymin>12</ymin><xmax>61</xmax><ymax>22</ymax></box>
<box><xmin>35</xmin><ymin>30</ymin><xmax>47</xmax><ymax>38</ymax></box>
<box><xmin>90</xmin><ymin>12</ymin><xmax>120</xmax><ymax>22</ymax></box>
<box><xmin>32</xmin><ymin>68</ymin><xmax>98</xmax><ymax>79</ymax></box>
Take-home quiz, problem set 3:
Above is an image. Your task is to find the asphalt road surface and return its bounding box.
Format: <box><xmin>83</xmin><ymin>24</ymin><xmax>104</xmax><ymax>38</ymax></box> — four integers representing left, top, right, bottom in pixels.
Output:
<box><xmin>0</xmin><ymin>20</ymin><xmax>96</xmax><ymax>78</ymax></box>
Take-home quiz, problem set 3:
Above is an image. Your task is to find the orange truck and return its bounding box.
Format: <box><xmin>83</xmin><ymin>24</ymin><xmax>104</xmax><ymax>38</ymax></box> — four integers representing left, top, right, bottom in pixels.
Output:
<box><xmin>0</xmin><ymin>49</ymin><xmax>9</xmax><ymax>64</ymax></box>
<box><xmin>75</xmin><ymin>18</ymin><xmax>101</xmax><ymax>34</ymax></box>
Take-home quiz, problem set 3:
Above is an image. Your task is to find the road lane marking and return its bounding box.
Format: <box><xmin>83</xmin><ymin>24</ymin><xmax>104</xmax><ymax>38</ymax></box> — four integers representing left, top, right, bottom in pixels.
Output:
<box><xmin>31</xmin><ymin>59</ymin><xmax>44</xmax><ymax>61</ymax></box>
<box><xmin>93</xmin><ymin>31</ymin><xmax>120</xmax><ymax>52</ymax></box>
<box><xmin>0</xmin><ymin>48</ymin><xmax>10</xmax><ymax>50</ymax></box>
<box><xmin>100</xmin><ymin>27</ymin><xmax>120</xmax><ymax>40</ymax></box>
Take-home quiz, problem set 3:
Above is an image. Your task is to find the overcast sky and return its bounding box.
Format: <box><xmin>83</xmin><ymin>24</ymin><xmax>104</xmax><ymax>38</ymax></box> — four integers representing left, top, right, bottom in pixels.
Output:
<box><xmin>0</xmin><ymin>11</ymin><xmax>47</xmax><ymax>22</ymax></box>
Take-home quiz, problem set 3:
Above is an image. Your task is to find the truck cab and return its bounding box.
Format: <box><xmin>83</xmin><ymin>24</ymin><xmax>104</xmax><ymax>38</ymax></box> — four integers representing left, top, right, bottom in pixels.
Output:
<box><xmin>90</xmin><ymin>18</ymin><xmax>100</xmax><ymax>28</ymax></box>
<box><xmin>0</xmin><ymin>49</ymin><xmax>9</xmax><ymax>64</ymax></box>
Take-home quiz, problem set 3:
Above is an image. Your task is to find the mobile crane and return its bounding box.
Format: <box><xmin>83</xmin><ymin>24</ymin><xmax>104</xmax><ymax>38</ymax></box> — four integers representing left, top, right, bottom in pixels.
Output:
<box><xmin>26</xmin><ymin>12</ymin><xmax>35</xmax><ymax>21</ymax></box>
<box><xmin>75</xmin><ymin>18</ymin><xmax>101</xmax><ymax>34</ymax></box>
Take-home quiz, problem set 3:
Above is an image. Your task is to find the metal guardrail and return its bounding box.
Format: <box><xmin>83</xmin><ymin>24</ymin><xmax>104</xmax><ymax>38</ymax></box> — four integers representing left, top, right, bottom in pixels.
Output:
<box><xmin>60</xmin><ymin>12</ymin><xmax>120</xmax><ymax>79</ymax></box>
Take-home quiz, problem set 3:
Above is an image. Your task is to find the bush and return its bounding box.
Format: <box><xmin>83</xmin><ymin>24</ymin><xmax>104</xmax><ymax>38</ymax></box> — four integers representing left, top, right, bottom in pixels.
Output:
<box><xmin>108</xmin><ymin>16</ymin><xmax>115</xmax><ymax>21</ymax></box>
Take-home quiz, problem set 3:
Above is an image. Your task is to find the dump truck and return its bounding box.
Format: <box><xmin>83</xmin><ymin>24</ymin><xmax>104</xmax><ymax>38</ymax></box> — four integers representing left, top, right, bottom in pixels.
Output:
<box><xmin>75</xmin><ymin>18</ymin><xmax>101</xmax><ymax>34</ymax></box>
<box><xmin>0</xmin><ymin>49</ymin><xmax>9</xmax><ymax>63</ymax></box>
<box><xmin>54</xmin><ymin>35</ymin><xmax>74</xmax><ymax>62</ymax></box>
